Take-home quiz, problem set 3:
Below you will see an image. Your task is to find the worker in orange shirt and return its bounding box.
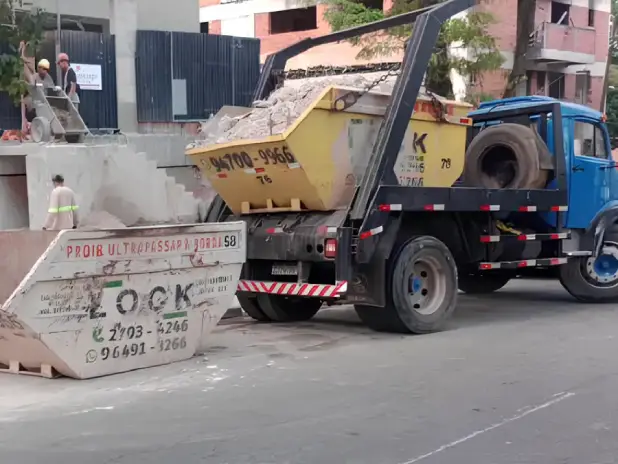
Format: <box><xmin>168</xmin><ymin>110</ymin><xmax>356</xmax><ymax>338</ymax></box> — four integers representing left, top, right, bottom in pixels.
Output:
<box><xmin>43</xmin><ymin>175</ymin><xmax>79</xmax><ymax>230</ymax></box>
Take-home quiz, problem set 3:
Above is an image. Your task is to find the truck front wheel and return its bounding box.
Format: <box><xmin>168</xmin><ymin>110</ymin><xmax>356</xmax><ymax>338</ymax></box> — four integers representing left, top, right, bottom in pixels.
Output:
<box><xmin>559</xmin><ymin>243</ymin><xmax>618</xmax><ymax>302</ymax></box>
<box><xmin>256</xmin><ymin>294</ymin><xmax>322</xmax><ymax>322</ymax></box>
<box><xmin>355</xmin><ymin>236</ymin><xmax>458</xmax><ymax>334</ymax></box>
<box><xmin>458</xmin><ymin>273</ymin><xmax>511</xmax><ymax>294</ymax></box>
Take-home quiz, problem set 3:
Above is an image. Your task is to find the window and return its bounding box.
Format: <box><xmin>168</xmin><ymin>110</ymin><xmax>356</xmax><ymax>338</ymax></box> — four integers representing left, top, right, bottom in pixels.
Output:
<box><xmin>270</xmin><ymin>7</ymin><xmax>317</xmax><ymax>34</ymax></box>
<box><xmin>588</xmin><ymin>9</ymin><xmax>594</xmax><ymax>27</ymax></box>
<box><xmin>548</xmin><ymin>72</ymin><xmax>565</xmax><ymax>99</ymax></box>
<box><xmin>575</xmin><ymin>71</ymin><xmax>591</xmax><ymax>105</ymax></box>
<box><xmin>551</xmin><ymin>1</ymin><xmax>570</xmax><ymax>24</ymax></box>
<box><xmin>573</xmin><ymin>122</ymin><xmax>608</xmax><ymax>159</ymax></box>
<box><xmin>537</xmin><ymin>71</ymin><xmax>546</xmax><ymax>95</ymax></box>
<box><xmin>200</xmin><ymin>22</ymin><xmax>209</xmax><ymax>34</ymax></box>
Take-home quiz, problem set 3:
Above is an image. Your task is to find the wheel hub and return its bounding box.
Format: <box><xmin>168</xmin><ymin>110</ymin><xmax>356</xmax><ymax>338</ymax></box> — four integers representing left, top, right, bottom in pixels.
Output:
<box><xmin>407</xmin><ymin>256</ymin><xmax>445</xmax><ymax>316</ymax></box>
<box><xmin>586</xmin><ymin>244</ymin><xmax>618</xmax><ymax>284</ymax></box>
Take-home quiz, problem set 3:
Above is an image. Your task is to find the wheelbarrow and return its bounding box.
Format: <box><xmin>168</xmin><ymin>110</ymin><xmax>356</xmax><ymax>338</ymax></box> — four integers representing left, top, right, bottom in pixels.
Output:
<box><xmin>28</xmin><ymin>82</ymin><xmax>90</xmax><ymax>144</ymax></box>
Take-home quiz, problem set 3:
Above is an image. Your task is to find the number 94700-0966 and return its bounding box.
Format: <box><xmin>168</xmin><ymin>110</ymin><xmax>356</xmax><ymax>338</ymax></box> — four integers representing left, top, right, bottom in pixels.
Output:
<box><xmin>206</xmin><ymin>146</ymin><xmax>297</xmax><ymax>172</ymax></box>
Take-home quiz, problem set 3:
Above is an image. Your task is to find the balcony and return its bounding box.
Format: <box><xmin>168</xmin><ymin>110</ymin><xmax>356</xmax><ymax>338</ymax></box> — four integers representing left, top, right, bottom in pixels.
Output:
<box><xmin>527</xmin><ymin>22</ymin><xmax>596</xmax><ymax>65</ymax></box>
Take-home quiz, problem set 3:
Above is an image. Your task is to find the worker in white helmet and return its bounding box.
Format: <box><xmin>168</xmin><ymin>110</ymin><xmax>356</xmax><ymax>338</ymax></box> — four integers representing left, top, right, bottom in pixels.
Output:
<box><xmin>43</xmin><ymin>175</ymin><xmax>79</xmax><ymax>231</ymax></box>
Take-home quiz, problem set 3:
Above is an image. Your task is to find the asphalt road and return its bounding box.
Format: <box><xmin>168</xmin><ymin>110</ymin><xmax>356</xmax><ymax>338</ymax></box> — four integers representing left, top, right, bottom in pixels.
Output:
<box><xmin>2</xmin><ymin>279</ymin><xmax>618</xmax><ymax>464</ymax></box>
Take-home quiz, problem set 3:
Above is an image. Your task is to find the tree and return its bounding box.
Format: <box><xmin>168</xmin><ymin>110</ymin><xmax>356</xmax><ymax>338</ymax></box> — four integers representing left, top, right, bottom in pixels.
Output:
<box><xmin>502</xmin><ymin>0</ymin><xmax>535</xmax><ymax>98</ymax></box>
<box><xmin>605</xmin><ymin>88</ymin><xmax>618</xmax><ymax>146</ymax></box>
<box><xmin>0</xmin><ymin>0</ymin><xmax>46</xmax><ymax>104</ymax></box>
<box><xmin>322</xmin><ymin>0</ymin><xmax>504</xmax><ymax>98</ymax></box>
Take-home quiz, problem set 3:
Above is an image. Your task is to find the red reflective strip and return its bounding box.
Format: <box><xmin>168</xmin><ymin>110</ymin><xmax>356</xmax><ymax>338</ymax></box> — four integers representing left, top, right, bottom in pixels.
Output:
<box><xmin>550</xmin><ymin>258</ymin><xmax>561</xmax><ymax>265</ymax></box>
<box><xmin>255</xmin><ymin>167</ymin><xmax>265</xmax><ymax>173</ymax></box>
<box><xmin>480</xmin><ymin>263</ymin><xmax>493</xmax><ymax>270</ymax></box>
<box><xmin>250</xmin><ymin>281</ymin><xmax>260</xmax><ymax>292</ymax></box>
<box><xmin>550</xmin><ymin>234</ymin><xmax>560</xmax><ymax>240</ymax></box>
<box><xmin>359</xmin><ymin>231</ymin><xmax>372</xmax><ymax>240</ymax></box>
<box><xmin>308</xmin><ymin>285</ymin><xmax>319</xmax><ymax>296</ymax></box>
<box><xmin>277</xmin><ymin>283</ymin><xmax>287</xmax><ymax>294</ymax></box>
<box><xmin>260</xmin><ymin>282</ymin><xmax>269</xmax><ymax>292</ymax></box>
<box><xmin>298</xmin><ymin>284</ymin><xmax>308</xmax><ymax>295</ymax></box>
<box><xmin>379</xmin><ymin>204</ymin><xmax>390</xmax><ymax>211</ymax></box>
<box><xmin>319</xmin><ymin>285</ymin><xmax>331</xmax><ymax>297</ymax></box>
<box><xmin>333</xmin><ymin>281</ymin><xmax>347</xmax><ymax>294</ymax></box>
<box><xmin>480</xmin><ymin>236</ymin><xmax>493</xmax><ymax>243</ymax></box>
<box><xmin>216</xmin><ymin>173</ymin><xmax>227</xmax><ymax>179</ymax></box>
<box><xmin>517</xmin><ymin>261</ymin><xmax>528</xmax><ymax>268</ymax></box>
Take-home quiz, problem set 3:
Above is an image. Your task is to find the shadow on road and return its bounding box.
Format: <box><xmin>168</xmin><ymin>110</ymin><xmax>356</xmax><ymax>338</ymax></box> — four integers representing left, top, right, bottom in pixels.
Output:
<box><xmin>222</xmin><ymin>279</ymin><xmax>615</xmax><ymax>339</ymax></box>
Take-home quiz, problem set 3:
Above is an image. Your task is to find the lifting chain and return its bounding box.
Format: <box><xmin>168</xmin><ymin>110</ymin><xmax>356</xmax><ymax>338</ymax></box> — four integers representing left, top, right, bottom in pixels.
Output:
<box><xmin>426</xmin><ymin>90</ymin><xmax>448</xmax><ymax>123</ymax></box>
<box><xmin>332</xmin><ymin>64</ymin><xmax>402</xmax><ymax>112</ymax></box>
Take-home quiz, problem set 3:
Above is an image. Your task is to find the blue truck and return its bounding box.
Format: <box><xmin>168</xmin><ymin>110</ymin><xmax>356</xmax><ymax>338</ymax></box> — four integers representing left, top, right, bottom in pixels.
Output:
<box><xmin>205</xmin><ymin>0</ymin><xmax>618</xmax><ymax>333</ymax></box>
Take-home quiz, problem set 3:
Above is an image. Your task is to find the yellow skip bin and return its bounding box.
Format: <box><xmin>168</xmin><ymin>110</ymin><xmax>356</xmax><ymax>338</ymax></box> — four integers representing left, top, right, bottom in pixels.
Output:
<box><xmin>187</xmin><ymin>86</ymin><xmax>473</xmax><ymax>215</ymax></box>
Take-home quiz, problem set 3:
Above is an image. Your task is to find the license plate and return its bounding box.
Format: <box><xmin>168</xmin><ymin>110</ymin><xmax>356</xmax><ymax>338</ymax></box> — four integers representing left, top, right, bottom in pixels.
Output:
<box><xmin>271</xmin><ymin>264</ymin><xmax>298</xmax><ymax>276</ymax></box>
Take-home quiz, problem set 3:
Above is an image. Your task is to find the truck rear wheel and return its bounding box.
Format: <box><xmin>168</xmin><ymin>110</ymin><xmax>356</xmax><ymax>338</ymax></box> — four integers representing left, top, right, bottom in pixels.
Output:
<box><xmin>355</xmin><ymin>236</ymin><xmax>458</xmax><ymax>334</ymax></box>
<box><xmin>559</xmin><ymin>243</ymin><xmax>618</xmax><ymax>302</ymax></box>
<box><xmin>458</xmin><ymin>273</ymin><xmax>511</xmax><ymax>294</ymax></box>
<box><xmin>256</xmin><ymin>294</ymin><xmax>322</xmax><ymax>322</ymax></box>
<box><xmin>236</xmin><ymin>294</ymin><xmax>272</xmax><ymax>322</ymax></box>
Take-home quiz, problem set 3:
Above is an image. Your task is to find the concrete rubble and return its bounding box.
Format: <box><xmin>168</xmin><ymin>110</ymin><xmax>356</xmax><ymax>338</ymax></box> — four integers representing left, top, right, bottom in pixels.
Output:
<box><xmin>200</xmin><ymin>74</ymin><xmax>399</xmax><ymax>146</ymax></box>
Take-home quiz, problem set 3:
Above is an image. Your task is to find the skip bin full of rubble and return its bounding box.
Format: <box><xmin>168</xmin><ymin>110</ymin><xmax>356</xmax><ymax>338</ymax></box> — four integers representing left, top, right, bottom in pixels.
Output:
<box><xmin>187</xmin><ymin>75</ymin><xmax>473</xmax><ymax>215</ymax></box>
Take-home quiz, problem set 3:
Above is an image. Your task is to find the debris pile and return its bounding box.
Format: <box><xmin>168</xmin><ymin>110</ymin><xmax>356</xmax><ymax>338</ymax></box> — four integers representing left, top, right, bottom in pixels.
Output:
<box><xmin>200</xmin><ymin>74</ymin><xmax>398</xmax><ymax>146</ymax></box>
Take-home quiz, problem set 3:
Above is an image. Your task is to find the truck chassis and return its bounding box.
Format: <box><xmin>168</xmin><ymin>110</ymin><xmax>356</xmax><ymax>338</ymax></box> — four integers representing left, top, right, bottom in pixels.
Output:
<box><xmin>206</xmin><ymin>0</ymin><xmax>616</xmax><ymax>333</ymax></box>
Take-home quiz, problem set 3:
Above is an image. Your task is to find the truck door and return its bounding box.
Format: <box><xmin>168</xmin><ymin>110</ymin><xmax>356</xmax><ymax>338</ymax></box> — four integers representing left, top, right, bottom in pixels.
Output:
<box><xmin>567</xmin><ymin>119</ymin><xmax>613</xmax><ymax>229</ymax></box>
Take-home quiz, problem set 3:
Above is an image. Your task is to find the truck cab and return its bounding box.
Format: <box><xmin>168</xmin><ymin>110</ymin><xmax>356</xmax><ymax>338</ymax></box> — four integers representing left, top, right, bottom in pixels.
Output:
<box><xmin>470</xmin><ymin>96</ymin><xmax>616</xmax><ymax>230</ymax></box>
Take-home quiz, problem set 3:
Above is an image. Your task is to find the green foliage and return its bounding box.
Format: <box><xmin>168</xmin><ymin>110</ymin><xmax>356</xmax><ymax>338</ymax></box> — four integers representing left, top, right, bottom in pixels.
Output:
<box><xmin>464</xmin><ymin>91</ymin><xmax>495</xmax><ymax>107</ymax></box>
<box><xmin>321</xmin><ymin>0</ymin><xmax>504</xmax><ymax>98</ymax></box>
<box><xmin>606</xmin><ymin>88</ymin><xmax>618</xmax><ymax>146</ymax></box>
<box><xmin>0</xmin><ymin>0</ymin><xmax>46</xmax><ymax>105</ymax></box>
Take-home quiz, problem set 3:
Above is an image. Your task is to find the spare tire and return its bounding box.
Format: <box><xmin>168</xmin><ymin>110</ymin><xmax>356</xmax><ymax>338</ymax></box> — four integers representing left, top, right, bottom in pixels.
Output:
<box><xmin>463</xmin><ymin>123</ymin><xmax>553</xmax><ymax>189</ymax></box>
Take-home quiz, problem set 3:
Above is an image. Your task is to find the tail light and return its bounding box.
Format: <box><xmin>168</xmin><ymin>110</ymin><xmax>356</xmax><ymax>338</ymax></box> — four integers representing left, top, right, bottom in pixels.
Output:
<box><xmin>324</xmin><ymin>238</ymin><xmax>337</xmax><ymax>258</ymax></box>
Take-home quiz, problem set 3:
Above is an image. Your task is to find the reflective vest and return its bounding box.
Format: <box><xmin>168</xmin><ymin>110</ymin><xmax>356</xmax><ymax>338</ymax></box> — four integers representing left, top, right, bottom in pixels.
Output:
<box><xmin>44</xmin><ymin>186</ymin><xmax>79</xmax><ymax>230</ymax></box>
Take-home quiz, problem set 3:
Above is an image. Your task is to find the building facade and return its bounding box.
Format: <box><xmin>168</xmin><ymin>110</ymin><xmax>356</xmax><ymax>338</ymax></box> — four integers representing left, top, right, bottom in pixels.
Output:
<box><xmin>200</xmin><ymin>0</ymin><xmax>611</xmax><ymax>108</ymax></box>
<box><xmin>26</xmin><ymin>0</ymin><xmax>199</xmax><ymax>33</ymax></box>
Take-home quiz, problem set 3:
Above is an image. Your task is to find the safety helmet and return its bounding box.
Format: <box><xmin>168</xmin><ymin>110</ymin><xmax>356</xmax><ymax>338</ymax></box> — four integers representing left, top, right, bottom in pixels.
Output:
<box><xmin>37</xmin><ymin>59</ymin><xmax>50</xmax><ymax>70</ymax></box>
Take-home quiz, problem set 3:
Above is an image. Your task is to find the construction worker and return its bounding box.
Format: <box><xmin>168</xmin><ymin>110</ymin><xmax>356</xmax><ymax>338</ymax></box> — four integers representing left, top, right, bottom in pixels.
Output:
<box><xmin>43</xmin><ymin>175</ymin><xmax>79</xmax><ymax>231</ymax></box>
<box><xmin>57</xmin><ymin>53</ymin><xmax>80</xmax><ymax>111</ymax></box>
<box><xmin>21</xmin><ymin>53</ymin><xmax>55</xmax><ymax>89</ymax></box>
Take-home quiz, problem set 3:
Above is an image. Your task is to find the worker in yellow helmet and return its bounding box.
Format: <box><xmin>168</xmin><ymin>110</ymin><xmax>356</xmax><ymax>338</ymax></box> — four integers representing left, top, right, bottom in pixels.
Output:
<box><xmin>21</xmin><ymin>52</ymin><xmax>55</xmax><ymax>89</ymax></box>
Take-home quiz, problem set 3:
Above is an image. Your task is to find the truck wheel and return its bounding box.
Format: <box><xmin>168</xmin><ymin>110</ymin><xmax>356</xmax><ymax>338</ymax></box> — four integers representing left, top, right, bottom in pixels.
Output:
<box><xmin>236</xmin><ymin>294</ymin><xmax>271</xmax><ymax>322</ymax></box>
<box><xmin>559</xmin><ymin>243</ymin><xmax>618</xmax><ymax>302</ymax></box>
<box><xmin>256</xmin><ymin>294</ymin><xmax>322</xmax><ymax>322</ymax></box>
<box><xmin>458</xmin><ymin>273</ymin><xmax>511</xmax><ymax>294</ymax></box>
<box><xmin>355</xmin><ymin>236</ymin><xmax>458</xmax><ymax>334</ymax></box>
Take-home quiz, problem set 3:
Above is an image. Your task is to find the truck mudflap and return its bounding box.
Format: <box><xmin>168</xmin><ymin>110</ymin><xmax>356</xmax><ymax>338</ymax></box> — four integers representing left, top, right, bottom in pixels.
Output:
<box><xmin>0</xmin><ymin>223</ymin><xmax>246</xmax><ymax>379</ymax></box>
<box><xmin>237</xmin><ymin>280</ymin><xmax>348</xmax><ymax>298</ymax></box>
